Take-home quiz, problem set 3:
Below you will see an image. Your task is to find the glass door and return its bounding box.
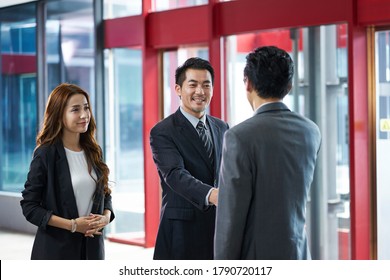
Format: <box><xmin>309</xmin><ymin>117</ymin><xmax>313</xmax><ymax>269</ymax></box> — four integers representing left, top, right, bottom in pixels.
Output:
<box><xmin>104</xmin><ymin>48</ymin><xmax>145</xmax><ymax>244</ymax></box>
<box><xmin>375</xmin><ymin>30</ymin><xmax>390</xmax><ymax>260</ymax></box>
<box><xmin>45</xmin><ymin>0</ymin><xmax>95</xmax><ymax>96</ymax></box>
<box><xmin>0</xmin><ymin>3</ymin><xmax>37</xmax><ymax>193</ymax></box>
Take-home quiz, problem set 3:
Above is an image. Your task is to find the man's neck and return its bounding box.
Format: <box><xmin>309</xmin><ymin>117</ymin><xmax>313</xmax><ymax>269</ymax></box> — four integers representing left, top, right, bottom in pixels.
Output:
<box><xmin>252</xmin><ymin>97</ymin><xmax>282</xmax><ymax>112</ymax></box>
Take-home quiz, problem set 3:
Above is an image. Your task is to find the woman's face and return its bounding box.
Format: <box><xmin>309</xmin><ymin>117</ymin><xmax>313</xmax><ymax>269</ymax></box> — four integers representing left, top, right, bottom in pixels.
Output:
<box><xmin>62</xmin><ymin>94</ymin><xmax>91</xmax><ymax>135</ymax></box>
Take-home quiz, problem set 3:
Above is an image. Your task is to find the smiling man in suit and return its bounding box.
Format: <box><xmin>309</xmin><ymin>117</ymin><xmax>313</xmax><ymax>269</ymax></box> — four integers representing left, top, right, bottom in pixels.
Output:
<box><xmin>214</xmin><ymin>46</ymin><xmax>321</xmax><ymax>260</ymax></box>
<box><xmin>150</xmin><ymin>57</ymin><xmax>229</xmax><ymax>260</ymax></box>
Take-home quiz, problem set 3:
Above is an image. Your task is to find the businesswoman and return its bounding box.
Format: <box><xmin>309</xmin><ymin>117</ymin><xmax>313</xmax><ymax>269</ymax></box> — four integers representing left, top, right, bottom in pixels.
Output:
<box><xmin>21</xmin><ymin>83</ymin><xmax>114</xmax><ymax>259</ymax></box>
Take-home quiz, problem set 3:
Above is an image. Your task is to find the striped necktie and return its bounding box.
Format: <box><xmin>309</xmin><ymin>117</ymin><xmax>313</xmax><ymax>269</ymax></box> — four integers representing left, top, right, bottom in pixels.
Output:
<box><xmin>196</xmin><ymin>120</ymin><xmax>214</xmax><ymax>168</ymax></box>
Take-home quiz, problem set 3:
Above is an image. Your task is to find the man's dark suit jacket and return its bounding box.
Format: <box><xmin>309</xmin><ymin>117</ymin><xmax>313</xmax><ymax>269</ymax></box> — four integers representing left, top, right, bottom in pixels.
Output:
<box><xmin>20</xmin><ymin>140</ymin><xmax>115</xmax><ymax>260</ymax></box>
<box><xmin>150</xmin><ymin>108</ymin><xmax>229</xmax><ymax>259</ymax></box>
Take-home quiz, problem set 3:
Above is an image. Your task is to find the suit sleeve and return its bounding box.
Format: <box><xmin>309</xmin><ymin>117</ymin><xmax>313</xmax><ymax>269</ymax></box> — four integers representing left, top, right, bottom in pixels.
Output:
<box><xmin>20</xmin><ymin>151</ymin><xmax>53</xmax><ymax>229</ymax></box>
<box><xmin>214</xmin><ymin>129</ymin><xmax>253</xmax><ymax>259</ymax></box>
<box><xmin>150</xmin><ymin>126</ymin><xmax>213</xmax><ymax>211</ymax></box>
<box><xmin>103</xmin><ymin>194</ymin><xmax>115</xmax><ymax>222</ymax></box>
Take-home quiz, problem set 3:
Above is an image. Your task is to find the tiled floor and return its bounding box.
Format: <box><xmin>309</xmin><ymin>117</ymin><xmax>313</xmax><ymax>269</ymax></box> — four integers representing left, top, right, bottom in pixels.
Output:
<box><xmin>0</xmin><ymin>229</ymin><xmax>154</xmax><ymax>260</ymax></box>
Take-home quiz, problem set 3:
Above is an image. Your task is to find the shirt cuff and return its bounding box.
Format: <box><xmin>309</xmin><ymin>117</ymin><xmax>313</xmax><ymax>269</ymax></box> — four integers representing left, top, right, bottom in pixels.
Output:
<box><xmin>205</xmin><ymin>187</ymin><xmax>216</xmax><ymax>206</ymax></box>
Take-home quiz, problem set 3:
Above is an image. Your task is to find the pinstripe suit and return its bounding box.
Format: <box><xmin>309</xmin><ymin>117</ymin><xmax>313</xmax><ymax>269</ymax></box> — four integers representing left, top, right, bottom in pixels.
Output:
<box><xmin>150</xmin><ymin>108</ymin><xmax>229</xmax><ymax>259</ymax></box>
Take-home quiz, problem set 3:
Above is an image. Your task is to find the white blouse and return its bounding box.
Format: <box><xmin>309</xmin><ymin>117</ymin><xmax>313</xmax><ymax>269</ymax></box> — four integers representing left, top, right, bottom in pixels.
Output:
<box><xmin>65</xmin><ymin>148</ymin><xmax>97</xmax><ymax>217</ymax></box>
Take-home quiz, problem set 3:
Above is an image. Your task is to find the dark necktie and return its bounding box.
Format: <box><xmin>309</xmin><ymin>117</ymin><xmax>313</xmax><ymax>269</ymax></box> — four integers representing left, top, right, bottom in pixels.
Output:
<box><xmin>196</xmin><ymin>120</ymin><xmax>214</xmax><ymax>168</ymax></box>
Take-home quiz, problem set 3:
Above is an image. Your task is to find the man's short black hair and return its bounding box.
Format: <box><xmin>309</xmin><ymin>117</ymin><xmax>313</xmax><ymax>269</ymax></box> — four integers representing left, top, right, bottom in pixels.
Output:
<box><xmin>175</xmin><ymin>57</ymin><xmax>215</xmax><ymax>86</ymax></box>
<box><xmin>244</xmin><ymin>46</ymin><xmax>294</xmax><ymax>99</ymax></box>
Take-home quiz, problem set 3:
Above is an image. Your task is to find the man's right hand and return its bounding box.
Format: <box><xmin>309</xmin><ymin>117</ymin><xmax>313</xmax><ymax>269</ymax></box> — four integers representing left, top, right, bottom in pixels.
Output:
<box><xmin>208</xmin><ymin>188</ymin><xmax>219</xmax><ymax>206</ymax></box>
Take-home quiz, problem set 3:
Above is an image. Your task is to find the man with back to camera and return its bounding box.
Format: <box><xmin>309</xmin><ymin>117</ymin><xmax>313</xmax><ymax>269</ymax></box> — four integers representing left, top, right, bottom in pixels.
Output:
<box><xmin>150</xmin><ymin>57</ymin><xmax>229</xmax><ymax>259</ymax></box>
<box><xmin>214</xmin><ymin>46</ymin><xmax>321</xmax><ymax>260</ymax></box>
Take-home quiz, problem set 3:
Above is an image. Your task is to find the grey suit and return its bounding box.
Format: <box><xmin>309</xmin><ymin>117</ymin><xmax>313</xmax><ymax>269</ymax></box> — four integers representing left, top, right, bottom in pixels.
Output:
<box><xmin>214</xmin><ymin>102</ymin><xmax>321</xmax><ymax>260</ymax></box>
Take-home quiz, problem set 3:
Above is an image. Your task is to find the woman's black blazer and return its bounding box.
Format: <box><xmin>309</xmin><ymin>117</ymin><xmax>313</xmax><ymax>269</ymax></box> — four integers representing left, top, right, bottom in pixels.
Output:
<box><xmin>21</xmin><ymin>140</ymin><xmax>115</xmax><ymax>260</ymax></box>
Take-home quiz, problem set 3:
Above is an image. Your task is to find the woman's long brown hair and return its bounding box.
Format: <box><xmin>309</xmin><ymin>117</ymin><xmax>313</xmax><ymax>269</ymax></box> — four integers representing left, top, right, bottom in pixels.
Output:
<box><xmin>36</xmin><ymin>83</ymin><xmax>111</xmax><ymax>195</ymax></box>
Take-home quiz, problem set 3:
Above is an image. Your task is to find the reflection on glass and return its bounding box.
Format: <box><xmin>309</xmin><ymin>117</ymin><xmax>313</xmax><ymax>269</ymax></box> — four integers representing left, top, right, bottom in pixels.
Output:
<box><xmin>104</xmin><ymin>0</ymin><xmax>142</xmax><ymax>19</ymax></box>
<box><xmin>0</xmin><ymin>3</ymin><xmax>37</xmax><ymax>193</ymax></box>
<box><xmin>46</xmin><ymin>0</ymin><xmax>95</xmax><ymax>100</ymax></box>
<box><xmin>224</xmin><ymin>24</ymin><xmax>350</xmax><ymax>259</ymax></box>
<box><xmin>153</xmin><ymin>0</ymin><xmax>208</xmax><ymax>12</ymax></box>
<box><xmin>163</xmin><ymin>47</ymin><xmax>208</xmax><ymax>118</ymax></box>
<box><xmin>375</xmin><ymin>30</ymin><xmax>390</xmax><ymax>260</ymax></box>
<box><xmin>104</xmin><ymin>48</ymin><xmax>144</xmax><ymax>237</ymax></box>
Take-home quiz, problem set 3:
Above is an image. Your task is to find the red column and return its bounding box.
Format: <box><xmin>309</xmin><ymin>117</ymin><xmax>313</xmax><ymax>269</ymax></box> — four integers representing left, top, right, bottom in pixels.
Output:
<box><xmin>208</xmin><ymin>0</ymin><xmax>222</xmax><ymax>119</ymax></box>
<box><xmin>142</xmin><ymin>0</ymin><xmax>160</xmax><ymax>248</ymax></box>
<box><xmin>348</xmin><ymin>8</ymin><xmax>371</xmax><ymax>259</ymax></box>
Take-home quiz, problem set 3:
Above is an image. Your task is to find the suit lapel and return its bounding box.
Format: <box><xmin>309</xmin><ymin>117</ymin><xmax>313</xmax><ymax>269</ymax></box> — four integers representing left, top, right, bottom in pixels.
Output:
<box><xmin>174</xmin><ymin>109</ymin><xmax>214</xmax><ymax>175</ymax></box>
<box><xmin>54</xmin><ymin>141</ymin><xmax>79</xmax><ymax>218</ymax></box>
<box><xmin>207</xmin><ymin>116</ymin><xmax>222</xmax><ymax>174</ymax></box>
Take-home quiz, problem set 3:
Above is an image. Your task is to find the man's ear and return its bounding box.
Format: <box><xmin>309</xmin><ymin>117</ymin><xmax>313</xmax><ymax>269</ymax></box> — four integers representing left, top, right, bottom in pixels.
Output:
<box><xmin>245</xmin><ymin>78</ymin><xmax>253</xmax><ymax>92</ymax></box>
<box><xmin>175</xmin><ymin>84</ymin><xmax>182</xmax><ymax>99</ymax></box>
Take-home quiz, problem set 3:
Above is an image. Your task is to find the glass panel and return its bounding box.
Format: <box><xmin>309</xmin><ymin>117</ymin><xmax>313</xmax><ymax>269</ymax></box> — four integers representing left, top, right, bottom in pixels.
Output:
<box><xmin>162</xmin><ymin>47</ymin><xmax>208</xmax><ymax>118</ymax></box>
<box><xmin>225</xmin><ymin>30</ymin><xmax>296</xmax><ymax>126</ymax></box>
<box><xmin>103</xmin><ymin>0</ymin><xmax>142</xmax><ymax>19</ymax></box>
<box><xmin>224</xmin><ymin>24</ymin><xmax>350</xmax><ymax>259</ymax></box>
<box><xmin>375</xmin><ymin>30</ymin><xmax>390</xmax><ymax>260</ymax></box>
<box><xmin>0</xmin><ymin>3</ymin><xmax>37</xmax><ymax>193</ymax></box>
<box><xmin>104</xmin><ymin>48</ymin><xmax>144</xmax><ymax>238</ymax></box>
<box><xmin>46</xmin><ymin>0</ymin><xmax>95</xmax><ymax>99</ymax></box>
<box><xmin>153</xmin><ymin>0</ymin><xmax>208</xmax><ymax>12</ymax></box>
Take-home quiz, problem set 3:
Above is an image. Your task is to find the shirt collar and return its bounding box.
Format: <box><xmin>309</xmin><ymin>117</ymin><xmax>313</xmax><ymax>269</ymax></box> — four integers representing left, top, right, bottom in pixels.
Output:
<box><xmin>180</xmin><ymin>106</ymin><xmax>208</xmax><ymax>129</ymax></box>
